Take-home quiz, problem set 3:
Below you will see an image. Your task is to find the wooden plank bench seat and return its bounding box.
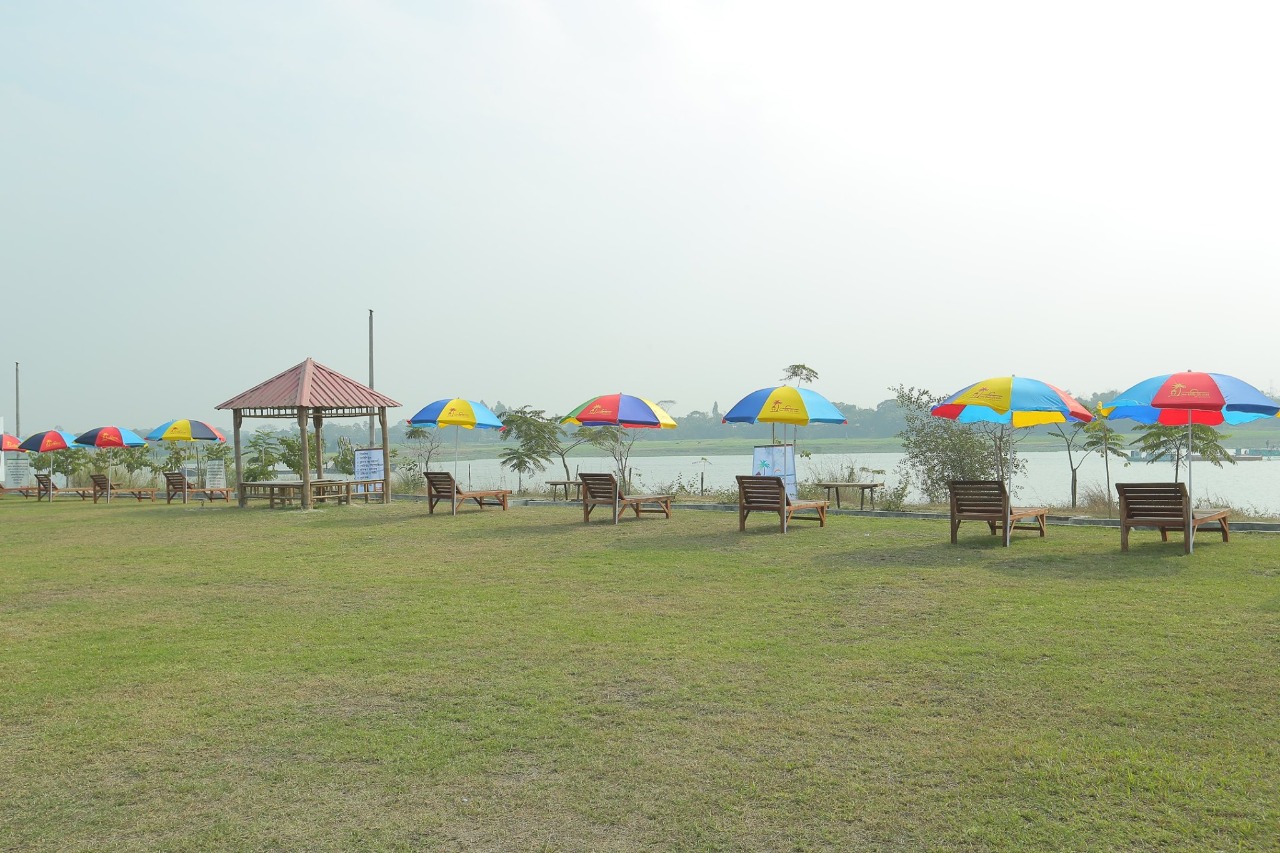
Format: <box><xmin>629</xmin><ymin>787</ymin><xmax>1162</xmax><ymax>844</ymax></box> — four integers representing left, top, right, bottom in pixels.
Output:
<box><xmin>164</xmin><ymin>471</ymin><xmax>234</xmax><ymax>504</ymax></box>
<box><xmin>579</xmin><ymin>472</ymin><xmax>672</xmax><ymax>524</ymax></box>
<box><xmin>947</xmin><ymin>480</ymin><xmax>1047</xmax><ymax>545</ymax></box>
<box><xmin>35</xmin><ymin>474</ymin><xmax>92</xmax><ymax>501</ymax></box>
<box><xmin>736</xmin><ymin>475</ymin><xmax>828</xmax><ymax>532</ymax></box>
<box><xmin>425</xmin><ymin>471</ymin><xmax>511</xmax><ymax>515</ymax></box>
<box><xmin>91</xmin><ymin>474</ymin><xmax>159</xmax><ymax>503</ymax></box>
<box><xmin>1116</xmin><ymin>482</ymin><xmax>1229</xmax><ymax>554</ymax></box>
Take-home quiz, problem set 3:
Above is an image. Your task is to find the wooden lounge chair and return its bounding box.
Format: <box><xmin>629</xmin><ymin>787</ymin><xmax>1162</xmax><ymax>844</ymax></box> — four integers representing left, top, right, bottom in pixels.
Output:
<box><xmin>163</xmin><ymin>471</ymin><xmax>234</xmax><ymax>504</ymax></box>
<box><xmin>736</xmin><ymin>474</ymin><xmax>828</xmax><ymax>533</ymax></box>
<box><xmin>579</xmin><ymin>472</ymin><xmax>672</xmax><ymax>524</ymax></box>
<box><xmin>424</xmin><ymin>471</ymin><xmax>511</xmax><ymax>515</ymax></box>
<box><xmin>1116</xmin><ymin>482</ymin><xmax>1229</xmax><ymax>554</ymax></box>
<box><xmin>35</xmin><ymin>473</ymin><xmax>92</xmax><ymax>502</ymax></box>
<box><xmin>947</xmin><ymin>480</ymin><xmax>1046</xmax><ymax>545</ymax></box>
<box><xmin>90</xmin><ymin>473</ymin><xmax>159</xmax><ymax>503</ymax></box>
<box><xmin>0</xmin><ymin>484</ymin><xmax>39</xmax><ymax>499</ymax></box>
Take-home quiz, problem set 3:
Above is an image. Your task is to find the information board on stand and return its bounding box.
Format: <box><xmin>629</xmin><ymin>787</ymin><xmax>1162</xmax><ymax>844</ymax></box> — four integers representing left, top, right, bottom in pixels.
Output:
<box><xmin>752</xmin><ymin>444</ymin><xmax>797</xmax><ymax>499</ymax></box>
<box><xmin>353</xmin><ymin>448</ymin><xmax>385</xmax><ymax>493</ymax></box>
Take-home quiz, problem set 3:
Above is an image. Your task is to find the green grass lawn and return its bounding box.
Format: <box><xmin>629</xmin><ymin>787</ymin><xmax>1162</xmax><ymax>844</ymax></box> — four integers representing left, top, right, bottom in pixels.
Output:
<box><xmin>2</xmin><ymin>499</ymin><xmax>1278</xmax><ymax>851</ymax></box>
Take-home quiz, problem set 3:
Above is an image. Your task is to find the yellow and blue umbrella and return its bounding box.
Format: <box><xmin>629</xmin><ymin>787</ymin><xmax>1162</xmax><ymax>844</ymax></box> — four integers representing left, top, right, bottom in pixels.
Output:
<box><xmin>931</xmin><ymin>376</ymin><xmax>1091</xmax><ymax>546</ymax></box>
<box><xmin>146</xmin><ymin>419</ymin><xmax>227</xmax><ymax>442</ymax></box>
<box><xmin>408</xmin><ymin>398</ymin><xmax>505</xmax><ymax>509</ymax></box>
<box><xmin>722</xmin><ymin>386</ymin><xmax>847</xmax><ymax>426</ymax></box>
<box><xmin>931</xmin><ymin>376</ymin><xmax>1093</xmax><ymax>427</ymax></box>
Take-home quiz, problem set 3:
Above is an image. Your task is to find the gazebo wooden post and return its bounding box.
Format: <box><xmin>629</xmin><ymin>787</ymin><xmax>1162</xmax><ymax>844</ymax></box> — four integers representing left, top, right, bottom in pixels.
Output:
<box><xmin>233</xmin><ymin>409</ymin><xmax>245</xmax><ymax>508</ymax></box>
<box><xmin>379</xmin><ymin>408</ymin><xmax>390</xmax><ymax>503</ymax></box>
<box><xmin>313</xmin><ymin>411</ymin><xmax>325</xmax><ymax>480</ymax></box>
<box><xmin>299</xmin><ymin>405</ymin><xmax>312</xmax><ymax>510</ymax></box>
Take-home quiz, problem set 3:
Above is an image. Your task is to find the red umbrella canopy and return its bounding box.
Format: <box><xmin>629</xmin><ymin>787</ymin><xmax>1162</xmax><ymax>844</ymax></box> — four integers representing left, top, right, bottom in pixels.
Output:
<box><xmin>17</xmin><ymin>430</ymin><xmax>80</xmax><ymax>453</ymax></box>
<box><xmin>74</xmin><ymin>426</ymin><xmax>148</xmax><ymax>448</ymax></box>
<box><xmin>1</xmin><ymin>433</ymin><xmax>25</xmax><ymax>452</ymax></box>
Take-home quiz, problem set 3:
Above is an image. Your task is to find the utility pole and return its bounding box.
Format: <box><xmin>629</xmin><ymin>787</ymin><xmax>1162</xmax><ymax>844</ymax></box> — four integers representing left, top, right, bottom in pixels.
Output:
<box><xmin>14</xmin><ymin>362</ymin><xmax>19</xmax><ymax>437</ymax></box>
<box><xmin>368</xmin><ymin>310</ymin><xmax>375</xmax><ymax>446</ymax></box>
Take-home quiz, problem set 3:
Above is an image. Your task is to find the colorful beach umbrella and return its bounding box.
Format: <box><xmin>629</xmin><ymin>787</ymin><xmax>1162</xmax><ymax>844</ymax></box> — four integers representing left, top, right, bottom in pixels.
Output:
<box><xmin>932</xmin><ymin>376</ymin><xmax>1092</xmax><ymax>546</ymax></box>
<box><xmin>1</xmin><ymin>433</ymin><xmax>26</xmax><ymax>452</ymax></box>
<box><xmin>74</xmin><ymin>427</ymin><xmax>147</xmax><ymax>504</ymax></box>
<box><xmin>722</xmin><ymin>386</ymin><xmax>848</xmax><ymax>426</ymax></box>
<box><xmin>931</xmin><ymin>376</ymin><xmax>1093</xmax><ymax>427</ymax></box>
<box><xmin>562</xmin><ymin>394</ymin><xmax>677</xmax><ymax>429</ymax></box>
<box><xmin>408</xmin><ymin>398</ymin><xmax>505</xmax><ymax>512</ymax></box>
<box><xmin>74</xmin><ymin>426</ymin><xmax>148</xmax><ymax>449</ymax></box>
<box><xmin>408</xmin><ymin>398</ymin><xmax>505</xmax><ymax>430</ymax></box>
<box><xmin>17</xmin><ymin>430</ymin><xmax>80</xmax><ymax>453</ymax></box>
<box><xmin>1104</xmin><ymin>371</ymin><xmax>1278</xmax><ymax>553</ymax></box>
<box><xmin>146</xmin><ymin>419</ymin><xmax>227</xmax><ymax>491</ymax></box>
<box><xmin>18</xmin><ymin>430</ymin><xmax>82</xmax><ymax>499</ymax></box>
<box><xmin>146</xmin><ymin>419</ymin><xmax>227</xmax><ymax>442</ymax></box>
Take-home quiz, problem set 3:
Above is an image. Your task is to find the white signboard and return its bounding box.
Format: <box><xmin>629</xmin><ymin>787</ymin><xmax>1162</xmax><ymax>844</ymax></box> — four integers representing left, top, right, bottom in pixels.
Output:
<box><xmin>204</xmin><ymin>459</ymin><xmax>226</xmax><ymax>489</ymax></box>
<box><xmin>183</xmin><ymin>462</ymin><xmax>199</xmax><ymax>484</ymax></box>
<box><xmin>353</xmin><ymin>447</ymin><xmax>385</xmax><ymax>493</ymax></box>
<box><xmin>5</xmin><ymin>455</ymin><xmax>31</xmax><ymax>487</ymax></box>
<box><xmin>752</xmin><ymin>444</ymin><xmax>797</xmax><ymax>499</ymax></box>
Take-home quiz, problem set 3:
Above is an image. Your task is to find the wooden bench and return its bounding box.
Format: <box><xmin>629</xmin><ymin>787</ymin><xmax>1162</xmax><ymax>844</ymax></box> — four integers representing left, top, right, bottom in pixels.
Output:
<box><xmin>579</xmin><ymin>472</ymin><xmax>672</xmax><ymax>524</ymax></box>
<box><xmin>425</xmin><ymin>471</ymin><xmax>511</xmax><ymax>515</ymax></box>
<box><xmin>813</xmin><ymin>481</ymin><xmax>884</xmax><ymax>510</ymax></box>
<box><xmin>736</xmin><ymin>475</ymin><xmax>828</xmax><ymax>533</ymax></box>
<box><xmin>947</xmin><ymin>480</ymin><xmax>1046</xmax><ymax>545</ymax></box>
<box><xmin>164</xmin><ymin>471</ymin><xmax>234</xmax><ymax>504</ymax></box>
<box><xmin>1</xmin><ymin>484</ymin><xmax>39</xmax><ymax>498</ymax></box>
<box><xmin>547</xmin><ymin>479</ymin><xmax>583</xmax><ymax>501</ymax></box>
<box><xmin>1116</xmin><ymin>482</ymin><xmax>1229</xmax><ymax>554</ymax></box>
<box><xmin>91</xmin><ymin>474</ymin><xmax>158</xmax><ymax>503</ymax></box>
<box><xmin>35</xmin><ymin>473</ymin><xmax>92</xmax><ymax>502</ymax></box>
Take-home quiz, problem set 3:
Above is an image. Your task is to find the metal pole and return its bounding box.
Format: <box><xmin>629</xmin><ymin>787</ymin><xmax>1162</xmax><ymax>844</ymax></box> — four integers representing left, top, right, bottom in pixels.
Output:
<box><xmin>14</xmin><ymin>362</ymin><xmax>19</xmax><ymax>437</ymax></box>
<box><xmin>1187</xmin><ymin>414</ymin><xmax>1195</xmax><ymax>554</ymax></box>
<box><xmin>368</xmin><ymin>309</ymin><xmax>375</xmax><ymax>446</ymax></box>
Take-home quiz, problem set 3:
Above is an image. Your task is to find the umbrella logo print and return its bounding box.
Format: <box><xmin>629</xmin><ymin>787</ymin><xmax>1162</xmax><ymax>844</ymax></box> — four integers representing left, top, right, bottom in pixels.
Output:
<box><xmin>1168</xmin><ymin>383</ymin><xmax>1211</xmax><ymax>400</ymax></box>
<box><xmin>769</xmin><ymin>401</ymin><xmax>800</xmax><ymax>413</ymax></box>
<box><xmin>972</xmin><ymin>386</ymin><xmax>1002</xmax><ymax>401</ymax></box>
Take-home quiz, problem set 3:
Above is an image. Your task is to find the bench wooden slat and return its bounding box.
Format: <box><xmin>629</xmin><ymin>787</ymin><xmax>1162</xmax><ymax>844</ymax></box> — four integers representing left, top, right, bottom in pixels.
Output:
<box><xmin>1116</xmin><ymin>482</ymin><xmax>1229</xmax><ymax>554</ymax></box>
<box><xmin>736</xmin><ymin>475</ymin><xmax>828</xmax><ymax>533</ymax></box>
<box><xmin>578</xmin><ymin>472</ymin><xmax>672</xmax><ymax>524</ymax></box>
<box><xmin>947</xmin><ymin>480</ymin><xmax>1046</xmax><ymax>546</ymax></box>
<box><xmin>424</xmin><ymin>471</ymin><xmax>511</xmax><ymax>515</ymax></box>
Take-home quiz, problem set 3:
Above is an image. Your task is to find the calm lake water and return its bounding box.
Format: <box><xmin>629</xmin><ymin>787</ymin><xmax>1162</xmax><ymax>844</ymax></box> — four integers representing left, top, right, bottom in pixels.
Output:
<box><xmin>441</xmin><ymin>451</ymin><xmax>1280</xmax><ymax>514</ymax></box>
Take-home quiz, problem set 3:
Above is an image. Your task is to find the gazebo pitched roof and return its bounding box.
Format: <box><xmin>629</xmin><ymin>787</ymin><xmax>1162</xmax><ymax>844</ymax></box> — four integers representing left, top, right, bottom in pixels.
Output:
<box><xmin>216</xmin><ymin>358</ymin><xmax>401</xmax><ymax>411</ymax></box>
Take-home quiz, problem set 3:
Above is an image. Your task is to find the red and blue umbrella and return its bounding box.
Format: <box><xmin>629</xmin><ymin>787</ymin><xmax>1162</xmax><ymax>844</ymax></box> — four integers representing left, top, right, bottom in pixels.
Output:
<box><xmin>17</xmin><ymin>430</ymin><xmax>80</xmax><ymax>453</ymax></box>
<box><xmin>2</xmin><ymin>433</ymin><xmax>26</xmax><ymax>452</ymax></box>
<box><xmin>931</xmin><ymin>376</ymin><xmax>1093</xmax><ymax>427</ymax></box>
<box><xmin>75</xmin><ymin>426</ymin><xmax>148</xmax><ymax>449</ymax></box>
<box><xmin>1104</xmin><ymin>371</ymin><xmax>1278</xmax><ymax>553</ymax></box>
<box><xmin>1102</xmin><ymin>371</ymin><xmax>1279</xmax><ymax>426</ymax></box>
<box><xmin>562</xmin><ymin>394</ymin><xmax>677</xmax><ymax>429</ymax></box>
<box><xmin>722</xmin><ymin>386</ymin><xmax>847</xmax><ymax>426</ymax></box>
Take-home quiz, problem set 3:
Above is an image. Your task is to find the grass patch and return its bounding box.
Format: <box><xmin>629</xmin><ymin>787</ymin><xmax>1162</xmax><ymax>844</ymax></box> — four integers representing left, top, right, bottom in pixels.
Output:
<box><xmin>2</xmin><ymin>500</ymin><xmax>1278</xmax><ymax>850</ymax></box>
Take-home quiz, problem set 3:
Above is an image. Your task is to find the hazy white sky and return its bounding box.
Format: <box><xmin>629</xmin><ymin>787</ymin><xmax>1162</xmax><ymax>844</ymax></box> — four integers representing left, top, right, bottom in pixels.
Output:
<box><xmin>4</xmin><ymin>1</ymin><xmax>1278</xmax><ymax>432</ymax></box>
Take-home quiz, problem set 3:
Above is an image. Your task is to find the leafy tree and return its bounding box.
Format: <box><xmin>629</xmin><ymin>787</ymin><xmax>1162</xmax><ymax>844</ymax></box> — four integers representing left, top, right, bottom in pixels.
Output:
<box><xmin>890</xmin><ymin>385</ymin><xmax>1003</xmax><ymax>503</ymax></box>
<box><xmin>278</xmin><ymin>433</ymin><xmax>323</xmax><ymax>477</ymax></box>
<box><xmin>332</xmin><ymin>436</ymin><xmax>356</xmax><ymax>475</ymax></box>
<box><xmin>1081</xmin><ymin>407</ymin><xmax>1129</xmax><ymax>512</ymax></box>
<box><xmin>500</xmin><ymin>406</ymin><xmax>616</xmax><ymax>482</ymax></box>
<box><xmin>781</xmin><ymin>364</ymin><xmax>819</xmax><ymax>385</ymax></box>
<box><xmin>1130</xmin><ymin>423</ymin><xmax>1235</xmax><ymax>482</ymax></box>
<box><xmin>497</xmin><ymin>443</ymin><xmax>547</xmax><ymax>493</ymax></box>
<box><xmin>404</xmin><ymin>425</ymin><xmax>445</xmax><ymax>474</ymax></box>
<box><xmin>244</xmin><ymin>429</ymin><xmax>280</xmax><ymax>482</ymax></box>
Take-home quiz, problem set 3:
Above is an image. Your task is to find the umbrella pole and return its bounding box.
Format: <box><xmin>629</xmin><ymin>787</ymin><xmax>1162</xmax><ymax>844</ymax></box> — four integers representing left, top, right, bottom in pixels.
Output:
<box><xmin>453</xmin><ymin>427</ymin><xmax>459</xmax><ymax>516</ymax></box>
<box><xmin>1187</xmin><ymin>415</ymin><xmax>1194</xmax><ymax>554</ymax></box>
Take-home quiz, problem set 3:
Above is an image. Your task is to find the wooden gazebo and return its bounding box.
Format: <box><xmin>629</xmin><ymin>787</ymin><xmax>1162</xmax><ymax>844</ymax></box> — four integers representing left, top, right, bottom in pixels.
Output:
<box><xmin>216</xmin><ymin>358</ymin><xmax>401</xmax><ymax>509</ymax></box>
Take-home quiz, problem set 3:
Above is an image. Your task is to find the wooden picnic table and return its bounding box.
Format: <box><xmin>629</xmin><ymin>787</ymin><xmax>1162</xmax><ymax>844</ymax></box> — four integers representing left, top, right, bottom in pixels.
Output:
<box><xmin>813</xmin><ymin>482</ymin><xmax>884</xmax><ymax>510</ymax></box>
<box><xmin>241</xmin><ymin>479</ymin><xmax>348</xmax><ymax>508</ymax></box>
<box><xmin>547</xmin><ymin>480</ymin><xmax>583</xmax><ymax>501</ymax></box>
